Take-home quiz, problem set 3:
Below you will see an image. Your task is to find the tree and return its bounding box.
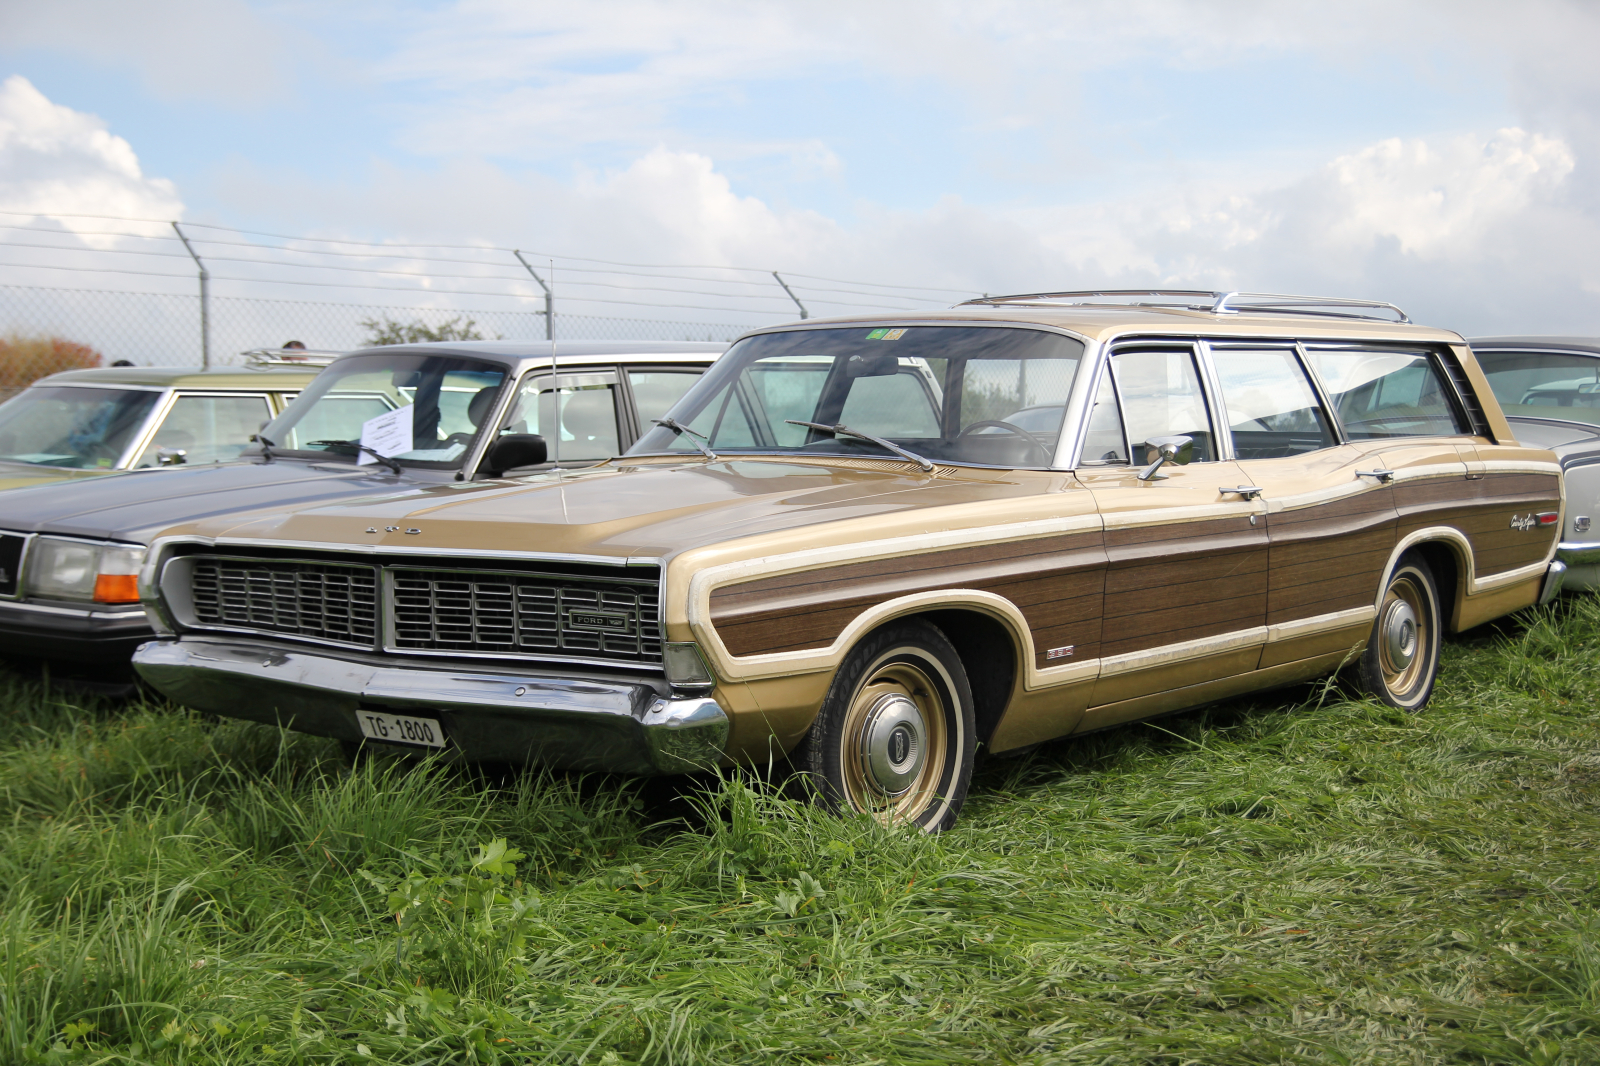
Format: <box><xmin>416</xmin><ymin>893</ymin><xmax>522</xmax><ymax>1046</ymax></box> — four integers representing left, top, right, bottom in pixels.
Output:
<box><xmin>0</xmin><ymin>333</ymin><xmax>104</xmax><ymax>393</ymax></box>
<box><xmin>358</xmin><ymin>315</ymin><xmax>489</xmax><ymax>347</ymax></box>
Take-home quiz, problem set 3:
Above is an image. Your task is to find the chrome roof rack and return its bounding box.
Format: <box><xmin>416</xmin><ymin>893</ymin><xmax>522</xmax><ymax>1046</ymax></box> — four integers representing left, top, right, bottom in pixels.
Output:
<box><xmin>958</xmin><ymin>289</ymin><xmax>1410</xmax><ymax>324</ymax></box>
<box><xmin>240</xmin><ymin>347</ymin><xmax>347</xmax><ymax>369</ymax></box>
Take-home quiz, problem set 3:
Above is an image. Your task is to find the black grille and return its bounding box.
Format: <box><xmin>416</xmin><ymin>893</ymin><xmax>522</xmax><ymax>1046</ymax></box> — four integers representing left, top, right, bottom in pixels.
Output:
<box><xmin>0</xmin><ymin>533</ymin><xmax>24</xmax><ymax>598</ymax></box>
<box><xmin>191</xmin><ymin>557</ymin><xmax>378</xmax><ymax>646</ymax></box>
<box><xmin>390</xmin><ymin>568</ymin><xmax>661</xmax><ymax>662</ymax></box>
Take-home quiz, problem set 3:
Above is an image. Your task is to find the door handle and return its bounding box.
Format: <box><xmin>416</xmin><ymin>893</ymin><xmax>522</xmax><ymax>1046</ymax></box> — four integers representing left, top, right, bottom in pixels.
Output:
<box><xmin>1356</xmin><ymin>469</ymin><xmax>1396</xmax><ymax>483</ymax></box>
<box><xmin>1219</xmin><ymin>485</ymin><xmax>1263</xmax><ymax>500</ymax></box>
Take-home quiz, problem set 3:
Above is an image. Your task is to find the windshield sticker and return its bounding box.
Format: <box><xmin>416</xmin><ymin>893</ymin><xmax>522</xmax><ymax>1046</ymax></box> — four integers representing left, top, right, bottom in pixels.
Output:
<box><xmin>865</xmin><ymin>328</ymin><xmax>907</xmax><ymax>341</ymax></box>
<box><xmin>866</xmin><ymin>328</ymin><xmax>888</xmax><ymax>339</ymax></box>
<box><xmin>358</xmin><ymin>405</ymin><xmax>414</xmax><ymax>465</ymax></box>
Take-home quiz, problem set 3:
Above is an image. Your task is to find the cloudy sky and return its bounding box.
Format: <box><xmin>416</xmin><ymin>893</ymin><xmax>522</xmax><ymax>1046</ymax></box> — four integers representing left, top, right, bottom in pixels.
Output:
<box><xmin>2</xmin><ymin>0</ymin><xmax>1600</xmax><ymax>340</ymax></box>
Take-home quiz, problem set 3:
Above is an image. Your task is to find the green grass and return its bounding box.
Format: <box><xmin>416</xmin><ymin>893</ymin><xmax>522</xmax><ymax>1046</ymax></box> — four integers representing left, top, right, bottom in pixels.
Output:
<box><xmin>3</xmin><ymin>597</ymin><xmax>1600</xmax><ymax>1064</ymax></box>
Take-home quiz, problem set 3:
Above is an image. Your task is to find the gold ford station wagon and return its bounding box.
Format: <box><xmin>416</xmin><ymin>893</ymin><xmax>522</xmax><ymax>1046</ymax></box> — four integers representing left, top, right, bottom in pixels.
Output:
<box><xmin>132</xmin><ymin>292</ymin><xmax>1566</xmax><ymax>831</ymax></box>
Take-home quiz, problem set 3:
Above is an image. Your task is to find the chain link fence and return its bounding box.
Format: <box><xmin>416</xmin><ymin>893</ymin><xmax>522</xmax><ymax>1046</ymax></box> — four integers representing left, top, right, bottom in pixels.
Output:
<box><xmin>0</xmin><ymin>284</ymin><xmax>757</xmax><ymax>394</ymax></box>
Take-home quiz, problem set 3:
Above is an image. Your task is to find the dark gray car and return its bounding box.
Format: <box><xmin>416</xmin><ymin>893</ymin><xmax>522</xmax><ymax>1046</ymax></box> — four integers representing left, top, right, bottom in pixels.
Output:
<box><xmin>1470</xmin><ymin>337</ymin><xmax>1600</xmax><ymax>591</ymax></box>
<box><xmin>0</xmin><ymin>340</ymin><xmax>724</xmax><ymax>687</ymax></box>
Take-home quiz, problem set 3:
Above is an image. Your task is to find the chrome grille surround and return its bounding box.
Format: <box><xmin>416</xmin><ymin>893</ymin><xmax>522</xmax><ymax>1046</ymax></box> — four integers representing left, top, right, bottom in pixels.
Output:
<box><xmin>191</xmin><ymin>557</ymin><xmax>378</xmax><ymax>647</ymax></box>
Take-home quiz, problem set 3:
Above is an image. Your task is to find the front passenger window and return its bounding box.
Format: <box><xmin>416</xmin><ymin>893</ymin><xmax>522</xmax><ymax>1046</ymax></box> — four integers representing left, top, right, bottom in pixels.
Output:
<box><xmin>1111</xmin><ymin>348</ymin><xmax>1216</xmax><ymax>461</ymax></box>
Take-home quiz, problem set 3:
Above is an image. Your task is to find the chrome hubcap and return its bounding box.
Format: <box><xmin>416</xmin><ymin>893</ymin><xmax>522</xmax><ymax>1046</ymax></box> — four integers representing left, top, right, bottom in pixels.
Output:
<box><xmin>858</xmin><ymin>693</ymin><xmax>926</xmax><ymax>796</ymax></box>
<box><xmin>1382</xmin><ymin>599</ymin><xmax>1417</xmax><ymax>669</ymax></box>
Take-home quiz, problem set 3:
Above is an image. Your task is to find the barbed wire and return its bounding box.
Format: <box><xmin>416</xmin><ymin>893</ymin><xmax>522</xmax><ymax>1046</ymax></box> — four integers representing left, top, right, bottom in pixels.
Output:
<box><xmin>0</xmin><ymin>210</ymin><xmax>984</xmax><ymax>320</ymax></box>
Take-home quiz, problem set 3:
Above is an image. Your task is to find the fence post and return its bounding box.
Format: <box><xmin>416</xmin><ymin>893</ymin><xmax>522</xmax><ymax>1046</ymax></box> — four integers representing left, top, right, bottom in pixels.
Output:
<box><xmin>772</xmin><ymin>271</ymin><xmax>808</xmax><ymax>319</ymax></box>
<box><xmin>171</xmin><ymin>222</ymin><xmax>210</xmax><ymax>368</ymax></box>
<box><xmin>512</xmin><ymin>251</ymin><xmax>554</xmax><ymax>340</ymax></box>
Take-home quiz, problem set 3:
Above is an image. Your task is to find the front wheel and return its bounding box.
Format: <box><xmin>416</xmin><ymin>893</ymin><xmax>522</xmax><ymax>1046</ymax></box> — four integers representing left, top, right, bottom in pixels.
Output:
<box><xmin>1356</xmin><ymin>553</ymin><xmax>1441</xmax><ymax>711</ymax></box>
<box><xmin>790</xmin><ymin>619</ymin><xmax>976</xmax><ymax>832</ymax></box>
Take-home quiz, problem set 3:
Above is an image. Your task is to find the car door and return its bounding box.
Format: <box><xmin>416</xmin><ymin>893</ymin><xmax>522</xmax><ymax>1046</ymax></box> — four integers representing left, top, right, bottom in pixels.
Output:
<box><xmin>1205</xmin><ymin>342</ymin><xmax>1394</xmax><ymax>669</ymax></box>
<box><xmin>1073</xmin><ymin>342</ymin><xmax>1269</xmax><ymax>724</ymax></box>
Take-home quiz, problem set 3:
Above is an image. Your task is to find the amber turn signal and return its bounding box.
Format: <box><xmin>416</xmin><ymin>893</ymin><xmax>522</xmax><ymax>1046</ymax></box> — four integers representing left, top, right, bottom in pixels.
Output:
<box><xmin>93</xmin><ymin>573</ymin><xmax>141</xmax><ymax>604</ymax></box>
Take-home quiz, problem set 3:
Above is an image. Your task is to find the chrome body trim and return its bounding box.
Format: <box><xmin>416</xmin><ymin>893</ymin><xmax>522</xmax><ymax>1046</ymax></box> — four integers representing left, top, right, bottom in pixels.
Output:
<box><xmin>130</xmin><ymin>638</ymin><xmax>727</xmax><ymax>774</ymax></box>
<box><xmin>0</xmin><ymin>600</ymin><xmax>146</xmax><ymax>620</ymax></box>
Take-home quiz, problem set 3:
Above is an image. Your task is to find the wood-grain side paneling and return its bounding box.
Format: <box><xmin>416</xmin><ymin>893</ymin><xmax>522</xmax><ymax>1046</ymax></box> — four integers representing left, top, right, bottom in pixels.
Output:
<box><xmin>1267</xmin><ymin>487</ymin><xmax>1396</xmax><ymax>625</ymax></box>
<box><xmin>1395</xmin><ymin>471</ymin><xmax>1559</xmax><ymax>577</ymax></box>
<box><xmin>709</xmin><ymin>530</ymin><xmax>1106</xmax><ymax>663</ymax></box>
<box><xmin>1099</xmin><ymin>515</ymin><xmax>1267</xmax><ymax>659</ymax></box>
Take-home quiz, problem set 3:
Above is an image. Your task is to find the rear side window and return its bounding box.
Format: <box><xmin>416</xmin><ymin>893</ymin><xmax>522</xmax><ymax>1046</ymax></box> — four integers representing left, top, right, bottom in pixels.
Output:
<box><xmin>1306</xmin><ymin>349</ymin><xmax>1467</xmax><ymax>439</ymax></box>
<box><xmin>1210</xmin><ymin>348</ymin><xmax>1336</xmax><ymax>459</ymax></box>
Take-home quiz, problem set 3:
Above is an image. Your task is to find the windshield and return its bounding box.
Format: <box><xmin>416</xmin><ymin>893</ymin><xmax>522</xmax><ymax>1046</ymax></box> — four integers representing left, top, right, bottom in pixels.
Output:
<box><xmin>629</xmin><ymin>326</ymin><xmax>1084</xmax><ymax>468</ymax></box>
<box><xmin>1475</xmin><ymin>349</ymin><xmax>1600</xmax><ymax>428</ymax></box>
<box><xmin>260</xmin><ymin>353</ymin><xmax>507</xmax><ymax>468</ymax></box>
<box><xmin>0</xmin><ymin>386</ymin><xmax>161</xmax><ymax>468</ymax></box>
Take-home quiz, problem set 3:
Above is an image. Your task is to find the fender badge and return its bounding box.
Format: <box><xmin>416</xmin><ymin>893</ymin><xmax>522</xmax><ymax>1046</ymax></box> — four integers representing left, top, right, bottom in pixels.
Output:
<box><xmin>1509</xmin><ymin>514</ymin><xmax>1535</xmax><ymax>532</ymax></box>
<box><xmin>405</xmin><ymin>528</ymin><xmax>422</xmax><ymax>535</ymax></box>
<box><xmin>1047</xmin><ymin>645</ymin><xmax>1075</xmax><ymax>660</ymax></box>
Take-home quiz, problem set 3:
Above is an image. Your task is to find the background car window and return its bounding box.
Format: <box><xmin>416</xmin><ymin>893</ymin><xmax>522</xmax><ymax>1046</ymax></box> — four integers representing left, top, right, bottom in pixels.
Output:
<box><xmin>1307</xmin><ymin>349</ymin><xmax>1466</xmax><ymax>439</ymax></box>
<box><xmin>1475</xmin><ymin>349</ymin><xmax>1600</xmax><ymax>428</ymax></box>
<box><xmin>132</xmin><ymin>393</ymin><xmax>273</xmax><ymax>467</ymax></box>
<box><xmin>265</xmin><ymin>355</ymin><xmax>506</xmax><ymax>466</ymax></box>
<box><xmin>1211</xmin><ymin>349</ymin><xmax>1336</xmax><ymax>460</ymax></box>
<box><xmin>627</xmin><ymin>369</ymin><xmax>704</xmax><ymax>428</ymax></box>
<box><xmin>0</xmin><ymin>386</ymin><xmax>160</xmax><ymax>469</ymax></box>
<box><xmin>839</xmin><ymin>372</ymin><xmax>941</xmax><ymax>436</ymax></box>
<box><xmin>1081</xmin><ymin>371</ymin><xmax>1128</xmax><ymax>463</ymax></box>
<box><xmin>503</xmin><ymin>372</ymin><xmax>620</xmax><ymax>462</ymax></box>
<box><xmin>1111</xmin><ymin>348</ymin><xmax>1216</xmax><ymax>461</ymax></box>
<box><xmin>282</xmin><ymin>393</ymin><xmax>396</xmax><ymax>448</ymax></box>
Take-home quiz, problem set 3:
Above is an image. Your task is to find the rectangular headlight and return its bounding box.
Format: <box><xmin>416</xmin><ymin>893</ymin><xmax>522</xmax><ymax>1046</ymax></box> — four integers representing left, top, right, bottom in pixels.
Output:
<box><xmin>662</xmin><ymin>642</ymin><xmax>715</xmax><ymax>689</ymax></box>
<box><xmin>24</xmin><ymin>539</ymin><xmax>146</xmax><ymax>604</ymax></box>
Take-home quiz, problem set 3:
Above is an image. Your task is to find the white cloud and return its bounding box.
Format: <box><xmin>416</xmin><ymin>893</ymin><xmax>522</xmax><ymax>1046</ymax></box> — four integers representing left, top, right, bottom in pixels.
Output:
<box><xmin>0</xmin><ymin>76</ymin><xmax>183</xmax><ymax>242</ymax></box>
<box><xmin>0</xmin><ymin>0</ymin><xmax>293</xmax><ymax>105</ymax></box>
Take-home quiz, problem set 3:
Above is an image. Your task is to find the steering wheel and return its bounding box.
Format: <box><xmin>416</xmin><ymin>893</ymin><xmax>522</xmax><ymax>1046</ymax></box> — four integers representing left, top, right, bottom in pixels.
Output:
<box><xmin>957</xmin><ymin>420</ymin><xmax>1052</xmax><ymax>464</ymax></box>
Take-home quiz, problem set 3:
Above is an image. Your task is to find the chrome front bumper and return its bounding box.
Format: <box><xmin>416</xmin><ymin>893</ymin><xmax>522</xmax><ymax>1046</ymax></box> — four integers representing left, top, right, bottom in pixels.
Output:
<box><xmin>1556</xmin><ymin>541</ymin><xmax>1600</xmax><ymax>592</ymax></box>
<box><xmin>132</xmin><ymin>638</ymin><xmax>729</xmax><ymax>774</ymax></box>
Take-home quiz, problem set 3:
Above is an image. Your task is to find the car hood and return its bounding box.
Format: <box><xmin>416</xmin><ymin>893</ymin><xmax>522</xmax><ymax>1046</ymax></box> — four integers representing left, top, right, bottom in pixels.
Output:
<box><xmin>0</xmin><ymin>459</ymin><xmax>427</xmax><ymax>543</ymax></box>
<box><xmin>180</xmin><ymin>459</ymin><xmax>1053</xmax><ymax>561</ymax></box>
<box><xmin>1507</xmin><ymin>417</ymin><xmax>1600</xmax><ymax>461</ymax></box>
<box><xmin>0</xmin><ymin>461</ymin><xmax>112</xmax><ymax>493</ymax></box>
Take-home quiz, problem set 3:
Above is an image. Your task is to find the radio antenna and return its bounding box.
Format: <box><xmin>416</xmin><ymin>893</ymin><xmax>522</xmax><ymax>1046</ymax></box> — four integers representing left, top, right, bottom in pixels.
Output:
<box><xmin>549</xmin><ymin>258</ymin><xmax>561</xmax><ymax>475</ymax></box>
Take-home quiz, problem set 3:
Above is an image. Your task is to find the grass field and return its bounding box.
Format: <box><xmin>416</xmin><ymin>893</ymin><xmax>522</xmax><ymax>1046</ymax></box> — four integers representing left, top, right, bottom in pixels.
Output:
<box><xmin>3</xmin><ymin>597</ymin><xmax>1599</xmax><ymax>1065</ymax></box>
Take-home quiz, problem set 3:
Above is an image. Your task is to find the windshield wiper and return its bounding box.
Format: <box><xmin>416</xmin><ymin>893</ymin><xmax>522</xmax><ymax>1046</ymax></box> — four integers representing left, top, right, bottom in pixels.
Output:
<box><xmin>307</xmin><ymin>439</ymin><xmax>403</xmax><ymax>475</ymax></box>
<box><xmin>784</xmin><ymin>420</ymin><xmax>935</xmax><ymax>472</ymax></box>
<box><xmin>652</xmin><ymin>417</ymin><xmax>719</xmax><ymax>461</ymax></box>
<box><xmin>254</xmin><ymin>434</ymin><xmax>276</xmax><ymax>463</ymax></box>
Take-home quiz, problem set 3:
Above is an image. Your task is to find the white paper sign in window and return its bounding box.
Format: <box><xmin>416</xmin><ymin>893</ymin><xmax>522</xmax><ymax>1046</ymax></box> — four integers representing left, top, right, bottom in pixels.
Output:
<box><xmin>357</xmin><ymin>404</ymin><xmax>414</xmax><ymax>464</ymax></box>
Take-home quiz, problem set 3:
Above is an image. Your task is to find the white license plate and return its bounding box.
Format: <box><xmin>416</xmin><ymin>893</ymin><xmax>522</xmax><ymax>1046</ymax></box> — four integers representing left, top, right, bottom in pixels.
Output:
<box><xmin>356</xmin><ymin>711</ymin><xmax>445</xmax><ymax>748</ymax></box>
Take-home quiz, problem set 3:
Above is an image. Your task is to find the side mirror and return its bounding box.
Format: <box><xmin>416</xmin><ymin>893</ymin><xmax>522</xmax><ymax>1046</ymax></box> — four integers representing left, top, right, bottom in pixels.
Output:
<box><xmin>482</xmin><ymin>434</ymin><xmax>547</xmax><ymax>477</ymax></box>
<box><xmin>1136</xmin><ymin>435</ymin><xmax>1193</xmax><ymax>481</ymax></box>
<box><xmin>156</xmin><ymin>447</ymin><xmax>188</xmax><ymax>466</ymax></box>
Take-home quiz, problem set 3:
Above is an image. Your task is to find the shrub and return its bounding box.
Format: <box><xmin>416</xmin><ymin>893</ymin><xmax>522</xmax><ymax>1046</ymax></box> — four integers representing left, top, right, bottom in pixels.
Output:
<box><xmin>0</xmin><ymin>333</ymin><xmax>104</xmax><ymax>391</ymax></box>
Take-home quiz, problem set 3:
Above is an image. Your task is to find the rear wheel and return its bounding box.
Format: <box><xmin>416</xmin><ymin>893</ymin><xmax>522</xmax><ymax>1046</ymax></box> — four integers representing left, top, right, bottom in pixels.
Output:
<box><xmin>1357</xmin><ymin>553</ymin><xmax>1441</xmax><ymax>711</ymax></box>
<box><xmin>791</xmin><ymin>619</ymin><xmax>975</xmax><ymax>832</ymax></box>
